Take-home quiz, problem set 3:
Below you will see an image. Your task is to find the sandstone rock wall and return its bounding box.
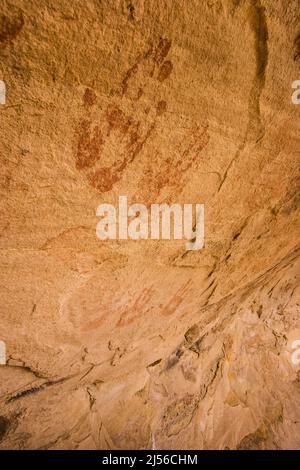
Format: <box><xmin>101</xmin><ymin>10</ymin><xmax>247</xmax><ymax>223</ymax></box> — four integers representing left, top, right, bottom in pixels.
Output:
<box><xmin>0</xmin><ymin>0</ymin><xmax>299</xmax><ymax>449</ymax></box>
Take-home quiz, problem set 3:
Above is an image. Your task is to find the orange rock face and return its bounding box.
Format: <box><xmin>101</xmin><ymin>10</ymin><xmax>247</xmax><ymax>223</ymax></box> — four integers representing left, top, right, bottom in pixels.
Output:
<box><xmin>0</xmin><ymin>0</ymin><xmax>299</xmax><ymax>450</ymax></box>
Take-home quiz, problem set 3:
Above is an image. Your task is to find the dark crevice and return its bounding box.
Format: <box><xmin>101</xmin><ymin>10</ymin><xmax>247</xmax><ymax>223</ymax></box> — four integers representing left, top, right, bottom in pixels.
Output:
<box><xmin>6</xmin><ymin>377</ymin><xmax>69</xmax><ymax>403</ymax></box>
<box><xmin>218</xmin><ymin>0</ymin><xmax>268</xmax><ymax>192</ymax></box>
<box><xmin>0</xmin><ymin>416</ymin><xmax>10</xmax><ymax>442</ymax></box>
<box><xmin>293</xmin><ymin>32</ymin><xmax>300</xmax><ymax>61</ymax></box>
<box><xmin>246</xmin><ymin>0</ymin><xmax>269</xmax><ymax>142</ymax></box>
<box><xmin>147</xmin><ymin>358</ymin><xmax>162</xmax><ymax>368</ymax></box>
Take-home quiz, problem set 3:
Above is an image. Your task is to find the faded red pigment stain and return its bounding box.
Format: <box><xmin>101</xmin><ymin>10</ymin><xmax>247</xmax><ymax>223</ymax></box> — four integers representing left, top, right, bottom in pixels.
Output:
<box><xmin>83</xmin><ymin>88</ymin><xmax>97</xmax><ymax>108</ymax></box>
<box><xmin>134</xmin><ymin>124</ymin><xmax>210</xmax><ymax>205</ymax></box>
<box><xmin>153</xmin><ymin>38</ymin><xmax>172</xmax><ymax>66</ymax></box>
<box><xmin>160</xmin><ymin>280</ymin><xmax>192</xmax><ymax>317</ymax></box>
<box><xmin>157</xmin><ymin>60</ymin><xmax>173</xmax><ymax>82</ymax></box>
<box><xmin>74</xmin><ymin>89</ymin><xmax>166</xmax><ymax>192</ymax></box>
<box><xmin>88</xmin><ymin>104</ymin><xmax>156</xmax><ymax>192</ymax></box>
<box><xmin>156</xmin><ymin>100</ymin><xmax>167</xmax><ymax>116</ymax></box>
<box><xmin>74</xmin><ymin>39</ymin><xmax>172</xmax><ymax>193</ymax></box>
<box><xmin>80</xmin><ymin>304</ymin><xmax>112</xmax><ymax>332</ymax></box>
<box><xmin>117</xmin><ymin>279</ymin><xmax>193</xmax><ymax>326</ymax></box>
<box><xmin>121</xmin><ymin>38</ymin><xmax>173</xmax><ymax>97</ymax></box>
<box><xmin>74</xmin><ymin>119</ymin><xmax>103</xmax><ymax>170</ymax></box>
<box><xmin>117</xmin><ymin>287</ymin><xmax>155</xmax><ymax>327</ymax></box>
<box><xmin>121</xmin><ymin>61</ymin><xmax>140</xmax><ymax>96</ymax></box>
<box><xmin>0</xmin><ymin>12</ymin><xmax>24</xmax><ymax>45</ymax></box>
<box><xmin>105</xmin><ymin>104</ymin><xmax>136</xmax><ymax>135</ymax></box>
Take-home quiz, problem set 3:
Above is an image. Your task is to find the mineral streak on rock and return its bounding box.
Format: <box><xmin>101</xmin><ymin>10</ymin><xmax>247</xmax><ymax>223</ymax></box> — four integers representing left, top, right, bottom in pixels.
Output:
<box><xmin>0</xmin><ymin>0</ymin><xmax>299</xmax><ymax>450</ymax></box>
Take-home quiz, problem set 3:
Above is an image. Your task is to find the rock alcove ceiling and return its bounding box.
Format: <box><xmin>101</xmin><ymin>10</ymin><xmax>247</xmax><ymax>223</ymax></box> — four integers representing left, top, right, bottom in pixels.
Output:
<box><xmin>0</xmin><ymin>0</ymin><xmax>299</xmax><ymax>450</ymax></box>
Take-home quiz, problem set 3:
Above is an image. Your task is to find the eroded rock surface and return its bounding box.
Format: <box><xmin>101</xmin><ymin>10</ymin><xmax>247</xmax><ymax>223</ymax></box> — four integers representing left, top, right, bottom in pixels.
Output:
<box><xmin>0</xmin><ymin>0</ymin><xmax>299</xmax><ymax>449</ymax></box>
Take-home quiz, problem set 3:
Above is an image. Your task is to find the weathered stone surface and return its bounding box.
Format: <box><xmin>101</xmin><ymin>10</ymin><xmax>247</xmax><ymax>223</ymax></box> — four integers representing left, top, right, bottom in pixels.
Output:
<box><xmin>0</xmin><ymin>0</ymin><xmax>299</xmax><ymax>449</ymax></box>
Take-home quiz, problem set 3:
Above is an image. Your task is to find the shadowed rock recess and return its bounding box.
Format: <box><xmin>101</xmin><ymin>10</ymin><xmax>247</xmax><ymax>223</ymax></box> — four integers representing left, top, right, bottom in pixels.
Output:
<box><xmin>0</xmin><ymin>0</ymin><xmax>299</xmax><ymax>450</ymax></box>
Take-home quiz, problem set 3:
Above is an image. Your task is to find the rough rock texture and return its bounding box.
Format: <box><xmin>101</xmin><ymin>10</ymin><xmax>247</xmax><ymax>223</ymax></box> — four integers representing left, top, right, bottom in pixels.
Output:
<box><xmin>0</xmin><ymin>0</ymin><xmax>300</xmax><ymax>450</ymax></box>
